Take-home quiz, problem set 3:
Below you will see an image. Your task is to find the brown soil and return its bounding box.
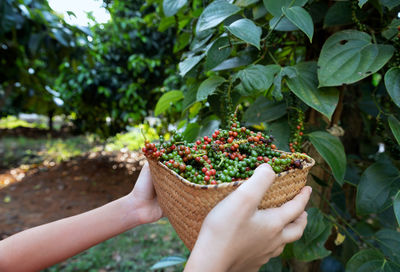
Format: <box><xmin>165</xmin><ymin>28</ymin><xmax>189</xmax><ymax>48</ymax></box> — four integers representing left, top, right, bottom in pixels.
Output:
<box><xmin>0</xmin><ymin>152</ymin><xmax>145</xmax><ymax>239</ymax></box>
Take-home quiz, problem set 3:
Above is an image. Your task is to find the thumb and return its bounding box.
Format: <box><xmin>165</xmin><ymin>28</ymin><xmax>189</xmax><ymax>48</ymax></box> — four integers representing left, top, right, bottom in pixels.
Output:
<box><xmin>235</xmin><ymin>163</ymin><xmax>276</xmax><ymax>207</ymax></box>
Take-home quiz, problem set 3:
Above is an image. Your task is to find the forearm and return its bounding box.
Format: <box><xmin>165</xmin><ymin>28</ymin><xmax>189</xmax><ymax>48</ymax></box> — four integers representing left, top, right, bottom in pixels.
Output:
<box><xmin>0</xmin><ymin>195</ymin><xmax>139</xmax><ymax>272</ymax></box>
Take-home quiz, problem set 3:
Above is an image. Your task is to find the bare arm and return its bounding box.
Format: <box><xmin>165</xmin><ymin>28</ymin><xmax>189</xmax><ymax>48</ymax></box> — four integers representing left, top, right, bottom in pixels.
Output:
<box><xmin>0</xmin><ymin>163</ymin><xmax>162</xmax><ymax>272</ymax></box>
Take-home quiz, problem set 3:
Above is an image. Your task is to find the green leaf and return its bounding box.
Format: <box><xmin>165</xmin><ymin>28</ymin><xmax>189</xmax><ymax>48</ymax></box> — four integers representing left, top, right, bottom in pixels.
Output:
<box><xmin>388</xmin><ymin>115</ymin><xmax>400</xmax><ymax>145</ymax></box>
<box><xmin>346</xmin><ymin>249</ymin><xmax>397</xmax><ymax>272</ymax></box>
<box><xmin>323</xmin><ymin>1</ymin><xmax>353</xmax><ymax>27</ymax></box>
<box><xmin>225</xmin><ymin>18</ymin><xmax>262</xmax><ymax>49</ymax></box>
<box><xmin>178</xmin><ymin>54</ymin><xmax>205</xmax><ymax>77</ymax></box>
<box><xmin>183</xmin><ymin>123</ymin><xmax>201</xmax><ymax>142</ymax></box>
<box><xmin>267</xmin><ymin>118</ymin><xmax>290</xmax><ymax>151</ymax></box>
<box><xmin>263</xmin><ymin>0</ymin><xmax>308</xmax><ymax>17</ymax></box>
<box><xmin>359</xmin><ymin>0</ymin><xmax>369</xmax><ymax>7</ymax></box>
<box><xmin>380</xmin><ymin>0</ymin><xmax>400</xmax><ymax>9</ymax></box>
<box><xmin>236</xmin><ymin>64</ymin><xmax>281</xmax><ymax>95</ymax></box>
<box><xmin>308</xmin><ymin>131</ymin><xmax>346</xmax><ymax>185</ymax></box>
<box><xmin>205</xmin><ymin>37</ymin><xmax>232</xmax><ymax>70</ymax></box>
<box><xmin>356</xmin><ymin>161</ymin><xmax>400</xmax><ymax>215</ymax></box>
<box><xmin>198</xmin><ymin>116</ymin><xmax>221</xmax><ymax>137</ymax></box>
<box><xmin>318</xmin><ymin>30</ymin><xmax>395</xmax><ymax>87</ymax></box>
<box><xmin>196</xmin><ymin>76</ymin><xmax>226</xmax><ymax>101</ymax></box>
<box><xmin>163</xmin><ymin>0</ymin><xmax>187</xmax><ymax>17</ymax></box>
<box><xmin>282</xmin><ymin>6</ymin><xmax>314</xmax><ymax>42</ymax></box>
<box><xmin>212</xmin><ymin>54</ymin><xmax>254</xmax><ymax>71</ymax></box>
<box><xmin>242</xmin><ymin>96</ymin><xmax>286</xmax><ymax>125</ymax></box>
<box><xmin>382</xmin><ymin>19</ymin><xmax>400</xmax><ymax>40</ymax></box>
<box><xmin>150</xmin><ymin>256</ymin><xmax>186</xmax><ymax>270</ymax></box>
<box><xmin>293</xmin><ymin>208</ymin><xmax>332</xmax><ymax>262</ymax></box>
<box><xmin>286</xmin><ymin>62</ymin><xmax>339</xmax><ymax>120</ymax></box>
<box><xmin>375</xmin><ymin>229</ymin><xmax>400</xmax><ymax>264</ymax></box>
<box><xmin>384</xmin><ymin>67</ymin><xmax>400</xmax><ymax>108</ymax></box>
<box><xmin>270</xmin><ymin>16</ymin><xmax>298</xmax><ymax>31</ymax></box>
<box><xmin>394</xmin><ymin>191</ymin><xmax>400</xmax><ymax>226</ymax></box>
<box><xmin>196</xmin><ymin>0</ymin><xmax>241</xmax><ymax>33</ymax></box>
<box><xmin>154</xmin><ymin>91</ymin><xmax>184</xmax><ymax>116</ymax></box>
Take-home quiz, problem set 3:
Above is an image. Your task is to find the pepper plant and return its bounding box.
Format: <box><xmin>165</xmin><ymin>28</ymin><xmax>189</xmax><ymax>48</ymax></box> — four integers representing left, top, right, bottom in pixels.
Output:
<box><xmin>153</xmin><ymin>0</ymin><xmax>400</xmax><ymax>271</ymax></box>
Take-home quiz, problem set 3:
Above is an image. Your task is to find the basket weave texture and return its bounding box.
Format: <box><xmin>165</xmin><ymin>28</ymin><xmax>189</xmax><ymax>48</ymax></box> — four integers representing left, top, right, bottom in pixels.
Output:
<box><xmin>147</xmin><ymin>155</ymin><xmax>315</xmax><ymax>251</ymax></box>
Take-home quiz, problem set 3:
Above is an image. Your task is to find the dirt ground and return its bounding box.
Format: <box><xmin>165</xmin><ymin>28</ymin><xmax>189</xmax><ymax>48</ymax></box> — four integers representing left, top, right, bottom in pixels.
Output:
<box><xmin>0</xmin><ymin>152</ymin><xmax>145</xmax><ymax>239</ymax></box>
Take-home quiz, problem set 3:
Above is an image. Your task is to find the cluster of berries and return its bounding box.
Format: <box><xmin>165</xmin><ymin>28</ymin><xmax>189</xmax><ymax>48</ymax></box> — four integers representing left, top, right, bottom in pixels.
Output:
<box><xmin>142</xmin><ymin>115</ymin><xmax>310</xmax><ymax>185</ymax></box>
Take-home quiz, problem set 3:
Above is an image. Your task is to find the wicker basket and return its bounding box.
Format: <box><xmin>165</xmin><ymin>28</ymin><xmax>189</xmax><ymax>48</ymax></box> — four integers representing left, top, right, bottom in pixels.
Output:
<box><xmin>147</xmin><ymin>155</ymin><xmax>315</xmax><ymax>250</ymax></box>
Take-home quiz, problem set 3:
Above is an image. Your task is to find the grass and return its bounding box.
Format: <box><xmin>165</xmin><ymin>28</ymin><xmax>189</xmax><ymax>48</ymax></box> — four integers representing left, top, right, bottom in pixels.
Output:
<box><xmin>45</xmin><ymin>219</ymin><xmax>189</xmax><ymax>272</ymax></box>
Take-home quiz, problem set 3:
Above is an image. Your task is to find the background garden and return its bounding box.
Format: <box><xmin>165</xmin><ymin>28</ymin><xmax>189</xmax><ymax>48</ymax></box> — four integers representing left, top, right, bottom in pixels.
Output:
<box><xmin>1</xmin><ymin>0</ymin><xmax>400</xmax><ymax>271</ymax></box>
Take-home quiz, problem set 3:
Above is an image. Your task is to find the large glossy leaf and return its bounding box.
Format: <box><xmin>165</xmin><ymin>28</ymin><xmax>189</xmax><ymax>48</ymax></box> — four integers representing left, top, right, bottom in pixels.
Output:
<box><xmin>270</xmin><ymin>16</ymin><xmax>298</xmax><ymax>31</ymax></box>
<box><xmin>384</xmin><ymin>67</ymin><xmax>400</xmax><ymax>108</ymax></box>
<box><xmin>150</xmin><ymin>256</ymin><xmax>186</xmax><ymax>270</ymax></box>
<box><xmin>346</xmin><ymin>249</ymin><xmax>397</xmax><ymax>272</ymax></box>
<box><xmin>394</xmin><ymin>191</ymin><xmax>400</xmax><ymax>226</ymax></box>
<box><xmin>293</xmin><ymin>208</ymin><xmax>332</xmax><ymax>262</ymax></box>
<box><xmin>262</xmin><ymin>0</ymin><xmax>308</xmax><ymax>17</ymax></box>
<box><xmin>226</xmin><ymin>19</ymin><xmax>261</xmax><ymax>49</ymax></box>
<box><xmin>308</xmin><ymin>131</ymin><xmax>346</xmax><ymax>185</ymax></box>
<box><xmin>382</xmin><ymin>19</ymin><xmax>400</xmax><ymax>40</ymax></box>
<box><xmin>205</xmin><ymin>37</ymin><xmax>232</xmax><ymax>70</ymax></box>
<box><xmin>196</xmin><ymin>0</ymin><xmax>241</xmax><ymax>33</ymax></box>
<box><xmin>236</xmin><ymin>0</ymin><xmax>259</xmax><ymax>7</ymax></box>
<box><xmin>212</xmin><ymin>54</ymin><xmax>254</xmax><ymax>71</ymax></box>
<box><xmin>380</xmin><ymin>0</ymin><xmax>400</xmax><ymax>9</ymax></box>
<box><xmin>282</xmin><ymin>6</ymin><xmax>313</xmax><ymax>41</ymax></box>
<box><xmin>376</xmin><ymin>229</ymin><xmax>400</xmax><ymax>264</ymax></box>
<box><xmin>242</xmin><ymin>96</ymin><xmax>286</xmax><ymax>125</ymax></box>
<box><xmin>267</xmin><ymin>118</ymin><xmax>290</xmax><ymax>151</ymax></box>
<box><xmin>318</xmin><ymin>30</ymin><xmax>395</xmax><ymax>87</ymax></box>
<box><xmin>183</xmin><ymin>123</ymin><xmax>201</xmax><ymax>142</ymax></box>
<box><xmin>178</xmin><ymin>54</ymin><xmax>205</xmax><ymax>77</ymax></box>
<box><xmin>196</xmin><ymin>76</ymin><xmax>226</xmax><ymax>101</ymax></box>
<box><xmin>154</xmin><ymin>91</ymin><xmax>184</xmax><ymax>116</ymax></box>
<box><xmin>356</xmin><ymin>161</ymin><xmax>400</xmax><ymax>215</ymax></box>
<box><xmin>236</xmin><ymin>64</ymin><xmax>280</xmax><ymax>95</ymax></box>
<box><xmin>163</xmin><ymin>0</ymin><xmax>187</xmax><ymax>17</ymax></box>
<box><xmin>225</xmin><ymin>18</ymin><xmax>262</xmax><ymax>49</ymax></box>
<box><xmin>388</xmin><ymin>115</ymin><xmax>400</xmax><ymax>145</ymax></box>
<box><xmin>286</xmin><ymin>62</ymin><xmax>339</xmax><ymax>120</ymax></box>
<box><xmin>324</xmin><ymin>1</ymin><xmax>353</xmax><ymax>27</ymax></box>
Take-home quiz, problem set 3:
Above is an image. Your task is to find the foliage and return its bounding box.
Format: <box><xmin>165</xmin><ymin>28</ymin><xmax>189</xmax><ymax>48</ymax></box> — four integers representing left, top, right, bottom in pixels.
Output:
<box><xmin>155</xmin><ymin>0</ymin><xmax>400</xmax><ymax>270</ymax></box>
<box><xmin>55</xmin><ymin>0</ymin><xmax>180</xmax><ymax>137</ymax></box>
<box><xmin>45</xmin><ymin>219</ymin><xmax>188</xmax><ymax>272</ymax></box>
<box><xmin>0</xmin><ymin>0</ymin><xmax>87</xmax><ymax>118</ymax></box>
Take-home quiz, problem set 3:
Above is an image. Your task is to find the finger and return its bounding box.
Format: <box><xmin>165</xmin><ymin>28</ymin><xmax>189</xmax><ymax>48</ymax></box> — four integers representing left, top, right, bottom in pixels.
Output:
<box><xmin>281</xmin><ymin>211</ymin><xmax>308</xmax><ymax>243</ymax></box>
<box><xmin>273</xmin><ymin>186</ymin><xmax>311</xmax><ymax>225</ymax></box>
<box><xmin>233</xmin><ymin>164</ymin><xmax>276</xmax><ymax>208</ymax></box>
<box><xmin>133</xmin><ymin>162</ymin><xmax>156</xmax><ymax>199</ymax></box>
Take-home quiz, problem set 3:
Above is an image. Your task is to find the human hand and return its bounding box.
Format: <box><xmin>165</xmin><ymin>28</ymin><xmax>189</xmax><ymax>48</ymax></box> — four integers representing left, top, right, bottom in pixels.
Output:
<box><xmin>125</xmin><ymin>162</ymin><xmax>163</xmax><ymax>226</ymax></box>
<box><xmin>185</xmin><ymin>164</ymin><xmax>312</xmax><ymax>272</ymax></box>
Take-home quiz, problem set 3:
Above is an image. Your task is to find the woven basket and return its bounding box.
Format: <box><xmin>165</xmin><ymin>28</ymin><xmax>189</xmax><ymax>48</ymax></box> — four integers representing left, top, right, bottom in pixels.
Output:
<box><xmin>147</xmin><ymin>154</ymin><xmax>315</xmax><ymax>250</ymax></box>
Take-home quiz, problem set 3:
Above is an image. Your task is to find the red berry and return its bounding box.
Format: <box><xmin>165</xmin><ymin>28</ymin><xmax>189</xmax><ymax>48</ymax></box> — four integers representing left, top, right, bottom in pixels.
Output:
<box><xmin>145</xmin><ymin>143</ymin><xmax>151</xmax><ymax>149</ymax></box>
<box><xmin>299</xmin><ymin>132</ymin><xmax>304</xmax><ymax>136</ymax></box>
<box><xmin>232</xmin><ymin>123</ymin><xmax>237</xmax><ymax>128</ymax></box>
<box><xmin>229</xmin><ymin>131</ymin><xmax>233</xmax><ymax>136</ymax></box>
<box><xmin>297</xmin><ymin>125</ymin><xmax>301</xmax><ymax>130</ymax></box>
<box><xmin>227</xmin><ymin>137</ymin><xmax>234</xmax><ymax>143</ymax></box>
<box><xmin>204</xmin><ymin>136</ymin><xmax>208</xmax><ymax>141</ymax></box>
<box><xmin>215</xmin><ymin>130</ymin><xmax>220</xmax><ymax>135</ymax></box>
<box><xmin>210</xmin><ymin>180</ymin><xmax>217</xmax><ymax>185</ymax></box>
<box><xmin>211</xmin><ymin>169</ymin><xmax>216</xmax><ymax>175</ymax></box>
<box><xmin>241</xmin><ymin>127</ymin><xmax>246</xmax><ymax>132</ymax></box>
<box><xmin>263</xmin><ymin>157</ymin><xmax>269</xmax><ymax>163</ymax></box>
<box><xmin>202</xmin><ymin>144</ymin><xmax>207</xmax><ymax>150</ymax></box>
<box><xmin>196</xmin><ymin>140</ymin><xmax>201</xmax><ymax>145</ymax></box>
<box><xmin>257</xmin><ymin>156</ymin><xmax>263</xmax><ymax>161</ymax></box>
<box><xmin>142</xmin><ymin>147</ymin><xmax>147</xmax><ymax>153</ymax></box>
<box><xmin>206</xmin><ymin>170</ymin><xmax>212</xmax><ymax>176</ymax></box>
<box><xmin>271</xmin><ymin>144</ymin><xmax>276</xmax><ymax>149</ymax></box>
<box><xmin>204</xmin><ymin>176</ymin><xmax>210</xmax><ymax>182</ymax></box>
<box><xmin>212</xmin><ymin>133</ymin><xmax>217</xmax><ymax>139</ymax></box>
<box><xmin>233</xmin><ymin>131</ymin><xmax>238</xmax><ymax>137</ymax></box>
<box><xmin>202</xmin><ymin>167</ymin><xmax>207</xmax><ymax>173</ymax></box>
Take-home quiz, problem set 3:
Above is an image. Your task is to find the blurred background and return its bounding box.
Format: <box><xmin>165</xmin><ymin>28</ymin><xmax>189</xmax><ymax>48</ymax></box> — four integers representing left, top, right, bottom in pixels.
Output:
<box><xmin>0</xmin><ymin>0</ymin><xmax>187</xmax><ymax>271</ymax></box>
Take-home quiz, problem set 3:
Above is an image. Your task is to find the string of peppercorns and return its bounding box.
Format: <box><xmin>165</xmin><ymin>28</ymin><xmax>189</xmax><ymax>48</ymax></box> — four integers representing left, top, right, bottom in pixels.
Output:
<box><xmin>142</xmin><ymin>114</ymin><xmax>311</xmax><ymax>185</ymax></box>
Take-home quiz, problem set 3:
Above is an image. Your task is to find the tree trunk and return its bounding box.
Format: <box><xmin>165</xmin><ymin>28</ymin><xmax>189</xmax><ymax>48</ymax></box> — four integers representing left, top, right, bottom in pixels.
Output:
<box><xmin>48</xmin><ymin>110</ymin><xmax>54</xmax><ymax>132</ymax></box>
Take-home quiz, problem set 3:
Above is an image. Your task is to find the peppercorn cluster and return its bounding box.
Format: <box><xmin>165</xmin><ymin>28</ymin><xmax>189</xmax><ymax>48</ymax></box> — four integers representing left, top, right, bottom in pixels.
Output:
<box><xmin>142</xmin><ymin>114</ymin><xmax>311</xmax><ymax>185</ymax></box>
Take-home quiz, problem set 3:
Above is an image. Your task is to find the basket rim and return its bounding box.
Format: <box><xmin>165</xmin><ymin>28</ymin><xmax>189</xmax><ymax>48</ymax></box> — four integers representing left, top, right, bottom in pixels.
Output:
<box><xmin>148</xmin><ymin>151</ymin><xmax>315</xmax><ymax>190</ymax></box>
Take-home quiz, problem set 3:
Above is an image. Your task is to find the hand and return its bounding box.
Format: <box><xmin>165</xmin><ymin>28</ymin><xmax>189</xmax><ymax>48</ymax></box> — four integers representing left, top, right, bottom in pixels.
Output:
<box><xmin>185</xmin><ymin>164</ymin><xmax>312</xmax><ymax>272</ymax></box>
<box><xmin>126</xmin><ymin>162</ymin><xmax>163</xmax><ymax>225</ymax></box>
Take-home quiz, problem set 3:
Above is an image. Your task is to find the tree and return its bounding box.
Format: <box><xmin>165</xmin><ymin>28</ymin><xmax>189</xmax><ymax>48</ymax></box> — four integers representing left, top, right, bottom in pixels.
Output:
<box><xmin>56</xmin><ymin>0</ymin><xmax>179</xmax><ymax>137</ymax></box>
<box><xmin>156</xmin><ymin>0</ymin><xmax>400</xmax><ymax>270</ymax></box>
<box><xmin>0</xmin><ymin>0</ymin><xmax>87</xmax><ymax>129</ymax></box>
